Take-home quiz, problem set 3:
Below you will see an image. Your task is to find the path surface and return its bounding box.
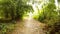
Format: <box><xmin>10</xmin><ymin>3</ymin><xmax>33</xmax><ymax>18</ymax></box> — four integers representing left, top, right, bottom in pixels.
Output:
<box><xmin>9</xmin><ymin>18</ymin><xmax>47</xmax><ymax>34</ymax></box>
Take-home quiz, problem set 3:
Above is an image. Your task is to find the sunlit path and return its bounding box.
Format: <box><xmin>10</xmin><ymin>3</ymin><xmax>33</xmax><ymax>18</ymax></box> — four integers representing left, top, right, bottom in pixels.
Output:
<box><xmin>10</xmin><ymin>19</ymin><xmax>46</xmax><ymax>34</ymax></box>
<box><xmin>8</xmin><ymin>12</ymin><xmax>47</xmax><ymax>34</ymax></box>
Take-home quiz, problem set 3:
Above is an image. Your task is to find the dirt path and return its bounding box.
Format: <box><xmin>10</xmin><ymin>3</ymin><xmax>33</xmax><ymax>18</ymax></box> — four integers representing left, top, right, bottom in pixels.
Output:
<box><xmin>9</xmin><ymin>18</ymin><xmax>47</xmax><ymax>34</ymax></box>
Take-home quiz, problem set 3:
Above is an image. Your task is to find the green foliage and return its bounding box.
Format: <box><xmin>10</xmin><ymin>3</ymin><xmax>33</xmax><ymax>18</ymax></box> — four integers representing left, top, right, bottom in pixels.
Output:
<box><xmin>0</xmin><ymin>0</ymin><xmax>60</xmax><ymax>34</ymax></box>
<box><xmin>36</xmin><ymin>0</ymin><xmax>60</xmax><ymax>34</ymax></box>
<box><xmin>0</xmin><ymin>23</ymin><xmax>15</xmax><ymax>34</ymax></box>
<box><xmin>38</xmin><ymin>1</ymin><xmax>58</xmax><ymax>24</ymax></box>
<box><xmin>0</xmin><ymin>0</ymin><xmax>33</xmax><ymax>21</ymax></box>
<box><xmin>0</xmin><ymin>0</ymin><xmax>33</xmax><ymax>34</ymax></box>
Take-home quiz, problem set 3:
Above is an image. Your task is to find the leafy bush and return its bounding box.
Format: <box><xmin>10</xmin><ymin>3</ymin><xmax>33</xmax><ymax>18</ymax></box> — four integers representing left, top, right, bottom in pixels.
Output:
<box><xmin>0</xmin><ymin>23</ymin><xmax>15</xmax><ymax>34</ymax></box>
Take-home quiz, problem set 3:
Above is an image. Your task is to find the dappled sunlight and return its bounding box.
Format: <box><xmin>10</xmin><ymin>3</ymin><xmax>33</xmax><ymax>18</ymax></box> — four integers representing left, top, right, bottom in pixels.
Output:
<box><xmin>26</xmin><ymin>0</ymin><xmax>50</xmax><ymax>19</ymax></box>
<box><xmin>23</xmin><ymin>12</ymin><xmax>33</xmax><ymax>20</ymax></box>
<box><xmin>23</xmin><ymin>0</ymin><xmax>50</xmax><ymax>21</ymax></box>
<box><xmin>0</xmin><ymin>0</ymin><xmax>60</xmax><ymax>34</ymax></box>
<box><xmin>28</xmin><ymin>12</ymin><xmax>33</xmax><ymax>20</ymax></box>
<box><xmin>25</xmin><ymin>19</ymin><xmax>32</xmax><ymax>28</ymax></box>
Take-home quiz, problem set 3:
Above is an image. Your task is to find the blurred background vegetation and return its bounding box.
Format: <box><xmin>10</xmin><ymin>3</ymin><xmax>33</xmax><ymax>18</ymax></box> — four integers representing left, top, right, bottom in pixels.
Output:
<box><xmin>0</xmin><ymin>0</ymin><xmax>60</xmax><ymax>34</ymax></box>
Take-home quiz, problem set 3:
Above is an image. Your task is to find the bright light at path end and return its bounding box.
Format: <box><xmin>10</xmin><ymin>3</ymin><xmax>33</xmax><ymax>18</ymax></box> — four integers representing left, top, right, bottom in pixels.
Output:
<box><xmin>55</xmin><ymin>0</ymin><xmax>58</xmax><ymax>8</ymax></box>
<box><xmin>28</xmin><ymin>12</ymin><xmax>33</xmax><ymax>20</ymax></box>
